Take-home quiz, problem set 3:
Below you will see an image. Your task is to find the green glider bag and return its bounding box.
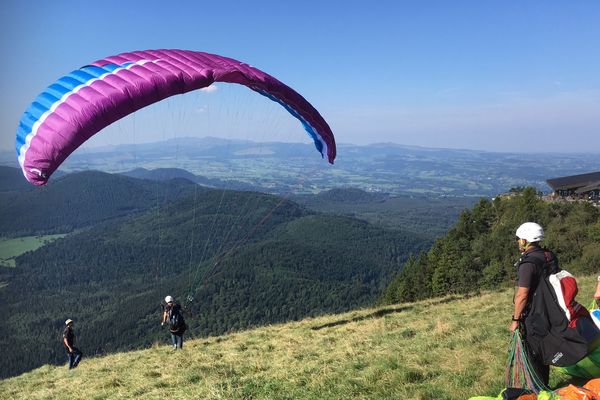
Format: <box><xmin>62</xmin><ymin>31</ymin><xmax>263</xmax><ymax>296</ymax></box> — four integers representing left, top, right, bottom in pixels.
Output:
<box><xmin>559</xmin><ymin>342</ymin><xmax>600</xmax><ymax>379</ymax></box>
<box><xmin>559</xmin><ymin>310</ymin><xmax>600</xmax><ymax>379</ymax></box>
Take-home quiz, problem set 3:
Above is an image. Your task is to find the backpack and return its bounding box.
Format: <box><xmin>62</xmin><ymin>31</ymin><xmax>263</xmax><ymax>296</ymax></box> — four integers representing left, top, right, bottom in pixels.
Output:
<box><xmin>548</xmin><ymin>269</ymin><xmax>589</xmax><ymax>327</ymax></box>
<box><xmin>168</xmin><ymin>305</ymin><xmax>186</xmax><ymax>332</ymax></box>
<box><xmin>520</xmin><ymin>248</ymin><xmax>589</xmax><ymax>366</ymax></box>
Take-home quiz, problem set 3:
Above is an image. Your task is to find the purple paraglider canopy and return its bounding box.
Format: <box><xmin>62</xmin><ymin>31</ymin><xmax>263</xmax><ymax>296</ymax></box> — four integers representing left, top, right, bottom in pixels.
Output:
<box><xmin>15</xmin><ymin>49</ymin><xmax>336</xmax><ymax>185</ymax></box>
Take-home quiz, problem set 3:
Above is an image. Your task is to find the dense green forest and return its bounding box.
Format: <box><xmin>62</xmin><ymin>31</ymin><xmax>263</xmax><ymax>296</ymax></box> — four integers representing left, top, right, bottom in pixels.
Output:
<box><xmin>0</xmin><ymin>169</ymin><xmax>199</xmax><ymax>236</ymax></box>
<box><xmin>0</xmin><ymin>166</ymin><xmax>34</xmax><ymax>192</ymax></box>
<box><xmin>380</xmin><ymin>188</ymin><xmax>600</xmax><ymax>304</ymax></box>
<box><xmin>295</xmin><ymin>188</ymin><xmax>475</xmax><ymax>239</ymax></box>
<box><xmin>0</xmin><ymin>186</ymin><xmax>426</xmax><ymax>378</ymax></box>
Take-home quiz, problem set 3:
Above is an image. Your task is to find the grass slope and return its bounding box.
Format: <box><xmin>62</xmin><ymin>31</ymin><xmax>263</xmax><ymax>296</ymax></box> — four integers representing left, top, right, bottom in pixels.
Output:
<box><xmin>3</xmin><ymin>275</ymin><xmax>596</xmax><ymax>400</ymax></box>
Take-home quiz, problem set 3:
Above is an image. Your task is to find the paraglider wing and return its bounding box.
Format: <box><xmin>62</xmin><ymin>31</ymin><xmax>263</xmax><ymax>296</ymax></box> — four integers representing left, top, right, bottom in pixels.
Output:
<box><xmin>15</xmin><ymin>49</ymin><xmax>336</xmax><ymax>185</ymax></box>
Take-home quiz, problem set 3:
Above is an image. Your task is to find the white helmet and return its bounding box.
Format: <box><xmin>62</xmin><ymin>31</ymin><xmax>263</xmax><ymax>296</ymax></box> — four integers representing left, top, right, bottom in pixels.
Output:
<box><xmin>516</xmin><ymin>222</ymin><xmax>544</xmax><ymax>243</ymax></box>
<box><xmin>164</xmin><ymin>295</ymin><xmax>174</xmax><ymax>303</ymax></box>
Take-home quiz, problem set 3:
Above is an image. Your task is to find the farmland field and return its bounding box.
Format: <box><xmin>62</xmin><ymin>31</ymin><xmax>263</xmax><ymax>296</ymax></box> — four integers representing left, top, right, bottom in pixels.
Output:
<box><xmin>0</xmin><ymin>234</ymin><xmax>66</xmax><ymax>267</ymax></box>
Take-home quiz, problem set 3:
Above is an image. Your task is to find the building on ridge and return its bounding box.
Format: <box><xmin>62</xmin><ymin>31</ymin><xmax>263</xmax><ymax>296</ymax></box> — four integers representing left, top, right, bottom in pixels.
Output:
<box><xmin>546</xmin><ymin>171</ymin><xmax>600</xmax><ymax>202</ymax></box>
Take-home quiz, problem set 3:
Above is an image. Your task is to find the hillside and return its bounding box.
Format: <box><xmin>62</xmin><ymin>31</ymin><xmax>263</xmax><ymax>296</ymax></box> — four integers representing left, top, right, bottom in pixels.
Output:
<box><xmin>1</xmin><ymin>276</ymin><xmax>597</xmax><ymax>400</ymax></box>
<box><xmin>295</xmin><ymin>188</ymin><xmax>475</xmax><ymax>239</ymax></box>
<box><xmin>0</xmin><ymin>189</ymin><xmax>426</xmax><ymax>378</ymax></box>
<box><xmin>381</xmin><ymin>188</ymin><xmax>600</xmax><ymax>304</ymax></box>
<box><xmin>0</xmin><ymin>169</ymin><xmax>199</xmax><ymax>236</ymax></box>
<box><xmin>0</xmin><ymin>166</ymin><xmax>33</xmax><ymax>193</ymax></box>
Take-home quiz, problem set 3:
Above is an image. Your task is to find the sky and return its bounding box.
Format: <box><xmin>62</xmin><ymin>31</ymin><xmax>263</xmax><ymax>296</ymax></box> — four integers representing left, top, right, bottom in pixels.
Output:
<box><xmin>1</xmin><ymin>0</ymin><xmax>600</xmax><ymax>155</ymax></box>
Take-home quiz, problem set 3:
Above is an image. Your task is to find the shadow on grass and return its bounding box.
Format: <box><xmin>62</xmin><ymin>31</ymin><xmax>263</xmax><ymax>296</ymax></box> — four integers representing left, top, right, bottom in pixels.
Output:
<box><xmin>311</xmin><ymin>305</ymin><xmax>413</xmax><ymax>331</ymax></box>
<box><xmin>310</xmin><ymin>294</ymin><xmax>468</xmax><ymax>331</ymax></box>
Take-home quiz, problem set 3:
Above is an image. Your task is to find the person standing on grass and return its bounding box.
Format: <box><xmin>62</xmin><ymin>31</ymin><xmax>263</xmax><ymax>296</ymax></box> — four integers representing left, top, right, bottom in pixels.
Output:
<box><xmin>63</xmin><ymin>319</ymin><xmax>83</xmax><ymax>369</ymax></box>
<box><xmin>509</xmin><ymin>222</ymin><xmax>598</xmax><ymax>386</ymax></box>
<box><xmin>509</xmin><ymin>222</ymin><xmax>552</xmax><ymax>385</ymax></box>
<box><xmin>161</xmin><ymin>296</ymin><xmax>187</xmax><ymax>350</ymax></box>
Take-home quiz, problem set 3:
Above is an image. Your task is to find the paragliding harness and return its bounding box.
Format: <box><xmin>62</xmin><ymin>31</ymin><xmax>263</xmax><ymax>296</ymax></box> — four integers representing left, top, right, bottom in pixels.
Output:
<box><xmin>166</xmin><ymin>303</ymin><xmax>187</xmax><ymax>334</ymax></box>
<box><xmin>519</xmin><ymin>248</ymin><xmax>588</xmax><ymax>367</ymax></box>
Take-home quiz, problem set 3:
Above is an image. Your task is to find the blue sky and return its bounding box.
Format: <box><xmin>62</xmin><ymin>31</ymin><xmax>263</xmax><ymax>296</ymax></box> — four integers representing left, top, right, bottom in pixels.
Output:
<box><xmin>2</xmin><ymin>0</ymin><xmax>599</xmax><ymax>154</ymax></box>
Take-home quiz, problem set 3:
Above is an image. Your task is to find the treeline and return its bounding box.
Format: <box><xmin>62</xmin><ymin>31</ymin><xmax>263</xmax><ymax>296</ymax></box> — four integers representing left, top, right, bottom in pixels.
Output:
<box><xmin>380</xmin><ymin>188</ymin><xmax>600</xmax><ymax>304</ymax></box>
<box><xmin>0</xmin><ymin>190</ymin><xmax>426</xmax><ymax>378</ymax></box>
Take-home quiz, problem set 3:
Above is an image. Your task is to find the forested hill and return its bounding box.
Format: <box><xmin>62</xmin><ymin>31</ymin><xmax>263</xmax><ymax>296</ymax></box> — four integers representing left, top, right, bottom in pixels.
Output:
<box><xmin>295</xmin><ymin>188</ymin><xmax>475</xmax><ymax>239</ymax></box>
<box><xmin>0</xmin><ymin>188</ymin><xmax>427</xmax><ymax>378</ymax></box>
<box><xmin>0</xmin><ymin>169</ymin><xmax>200</xmax><ymax>236</ymax></box>
<box><xmin>0</xmin><ymin>165</ymin><xmax>68</xmax><ymax>193</ymax></box>
<box><xmin>381</xmin><ymin>188</ymin><xmax>600</xmax><ymax>304</ymax></box>
<box><xmin>0</xmin><ymin>166</ymin><xmax>32</xmax><ymax>193</ymax></box>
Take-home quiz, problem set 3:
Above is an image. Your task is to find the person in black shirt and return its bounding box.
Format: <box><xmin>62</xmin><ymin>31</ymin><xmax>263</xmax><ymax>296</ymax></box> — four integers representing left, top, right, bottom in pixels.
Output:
<box><xmin>510</xmin><ymin>223</ymin><xmax>547</xmax><ymax>330</ymax></box>
<box><xmin>161</xmin><ymin>296</ymin><xmax>187</xmax><ymax>350</ymax></box>
<box><xmin>510</xmin><ymin>222</ymin><xmax>600</xmax><ymax>386</ymax></box>
<box><xmin>63</xmin><ymin>319</ymin><xmax>83</xmax><ymax>369</ymax></box>
<box><xmin>510</xmin><ymin>222</ymin><xmax>550</xmax><ymax>385</ymax></box>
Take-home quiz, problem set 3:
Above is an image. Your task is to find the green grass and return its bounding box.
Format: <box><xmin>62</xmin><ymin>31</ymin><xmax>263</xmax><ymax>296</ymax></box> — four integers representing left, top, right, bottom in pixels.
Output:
<box><xmin>1</xmin><ymin>275</ymin><xmax>596</xmax><ymax>399</ymax></box>
<box><xmin>0</xmin><ymin>234</ymin><xmax>66</xmax><ymax>267</ymax></box>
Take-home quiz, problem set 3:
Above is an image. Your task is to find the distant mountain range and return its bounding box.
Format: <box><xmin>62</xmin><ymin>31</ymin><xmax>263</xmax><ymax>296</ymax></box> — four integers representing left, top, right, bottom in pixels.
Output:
<box><xmin>121</xmin><ymin>167</ymin><xmax>259</xmax><ymax>191</ymax></box>
<box><xmin>3</xmin><ymin>137</ymin><xmax>598</xmax><ymax>197</ymax></box>
<box><xmin>0</xmin><ymin>165</ymin><xmax>474</xmax><ymax>239</ymax></box>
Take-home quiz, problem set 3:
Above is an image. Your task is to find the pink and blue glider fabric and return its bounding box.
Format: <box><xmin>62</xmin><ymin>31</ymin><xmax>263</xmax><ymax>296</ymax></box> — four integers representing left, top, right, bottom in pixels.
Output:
<box><xmin>16</xmin><ymin>49</ymin><xmax>336</xmax><ymax>185</ymax></box>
